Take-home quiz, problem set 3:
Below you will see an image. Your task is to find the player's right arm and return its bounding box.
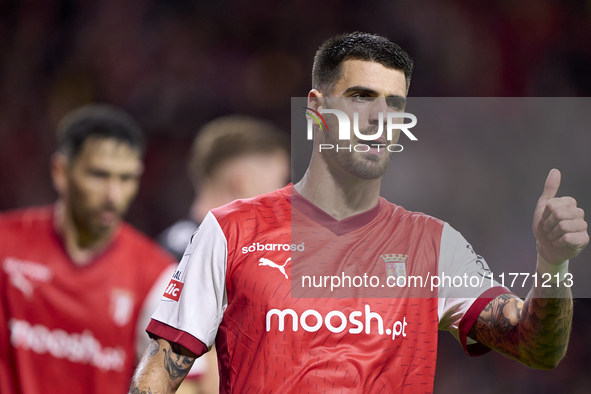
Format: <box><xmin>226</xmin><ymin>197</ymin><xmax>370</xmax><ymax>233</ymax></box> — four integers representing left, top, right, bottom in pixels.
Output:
<box><xmin>130</xmin><ymin>338</ymin><xmax>196</xmax><ymax>394</ymax></box>
<box><xmin>133</xmin><ymin>211</ymin><xmax>228</xmax><ymax>394</ymax></box>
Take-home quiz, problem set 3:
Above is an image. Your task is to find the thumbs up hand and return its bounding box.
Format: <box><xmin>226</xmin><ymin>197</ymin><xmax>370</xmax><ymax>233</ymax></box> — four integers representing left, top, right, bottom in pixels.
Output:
<box><xmin>532</xmin><ymin>169</ymin><xmax>589</xmax><ymax>265</ymax></box>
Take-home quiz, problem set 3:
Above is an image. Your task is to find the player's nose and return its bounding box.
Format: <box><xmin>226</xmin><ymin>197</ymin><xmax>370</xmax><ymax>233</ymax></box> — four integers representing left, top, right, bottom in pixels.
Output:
<box><xmin>368</xmin><ymin>97</ymin><xmax>389</xmax><ymax>125</ymax></box>
<box><xmin>105</xmin><ymin>178</ymin><xmax>125</xmax><ymax>205</ymax></box>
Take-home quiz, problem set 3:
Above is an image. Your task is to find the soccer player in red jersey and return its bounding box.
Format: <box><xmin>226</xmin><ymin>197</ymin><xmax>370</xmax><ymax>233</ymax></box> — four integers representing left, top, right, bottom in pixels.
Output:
<box><xmin>131</xmin><ymin>33</ymin><xmax>589</xmax><ymax>393</ymax></box>
<box><xmin>0</xmin><ymin>105</ymin><xmax>175</xmax><ymax>394</ymax></box>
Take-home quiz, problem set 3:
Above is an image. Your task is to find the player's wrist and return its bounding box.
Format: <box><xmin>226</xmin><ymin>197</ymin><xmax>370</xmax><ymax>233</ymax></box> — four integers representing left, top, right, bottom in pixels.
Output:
<box><xmin>536</xmin><ymin>252</ymin><xmax>569</xmax><ymax>284</ymax></box>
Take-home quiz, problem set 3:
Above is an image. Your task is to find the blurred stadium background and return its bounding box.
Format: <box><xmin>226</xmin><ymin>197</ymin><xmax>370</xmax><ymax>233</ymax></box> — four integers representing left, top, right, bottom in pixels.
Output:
<box><xmin>1</xmin><ymin>1</ymin><xmax>590</xmax><ymax>392</ymax></box>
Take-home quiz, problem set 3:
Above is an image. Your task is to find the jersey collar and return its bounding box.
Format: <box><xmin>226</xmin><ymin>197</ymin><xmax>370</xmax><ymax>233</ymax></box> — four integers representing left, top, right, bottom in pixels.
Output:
<box><xmin>282</xmin><ymin>184</ymin><xmax>382</xmax><ymax>236</ymax></box>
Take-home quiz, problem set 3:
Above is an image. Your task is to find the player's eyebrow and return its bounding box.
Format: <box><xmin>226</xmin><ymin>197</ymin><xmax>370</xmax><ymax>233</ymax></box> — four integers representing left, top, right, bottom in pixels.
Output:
<box><xmin>341</xmin><ymin>86</ymin><xmax>407</xmax><ymax>103</ymax></box>
<box><xmin>341</xmin><ymin>86</ymin><xmax>379</xmax><ymax>96</ymax></box>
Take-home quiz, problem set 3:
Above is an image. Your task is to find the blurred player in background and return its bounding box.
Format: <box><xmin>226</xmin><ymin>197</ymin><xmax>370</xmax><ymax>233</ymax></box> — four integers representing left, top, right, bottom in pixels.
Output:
<box><xmin>159</xmin><ymin>115</ymin><xmax>290</xmax><ymax>261</ymax></box>
<box><xmin>159</xmin><ymin>115</ymin><xmax>290</xmax><ymax>394</ymax></box>
<box><xmin>0</xmin><ymin>105</ymin><xmax>175</xmax><ymax>394</ymax></box>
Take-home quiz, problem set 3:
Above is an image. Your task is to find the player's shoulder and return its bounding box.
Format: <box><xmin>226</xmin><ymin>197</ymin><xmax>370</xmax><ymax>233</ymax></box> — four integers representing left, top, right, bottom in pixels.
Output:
<box><xmin>380</xmin><ymin>198</ymin><xmax>445</xmax><ymax>230</ymax></box>
<box><xmin>211</xmin><ymin>184</ymin><xmax>291</xmax><ymax>222</ymax></box>
<box><xmin>117</xmin><ymin>222</ymin><xmax>176</xmax><ymax>266</ymax></box>
<box><xmin>0</xmin><ymin>205</ymin><xmax>53</xmax><ymax>233</ymax></box>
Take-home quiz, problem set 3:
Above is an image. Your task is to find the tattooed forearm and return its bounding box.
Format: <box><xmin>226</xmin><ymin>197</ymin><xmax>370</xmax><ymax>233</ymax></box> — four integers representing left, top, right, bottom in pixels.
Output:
<box><xmin>129</xmin><ymin>338</ymin><xmax>195</xmax><ymax>394</ymax></box>
<box><xmin>147</xmin><ymin>339</ymin><xmax>160</xmax><ymax>357</ymax></box>
<box><xmin>518</xmin><ymin>285</ymin><xmax>573</xmax><ymax>368</ymax></box>
<box><xmin>162</xmin><ymin>343</ymin><xmax>194</xmax><ymax>380</ymax></box>
<box><xmin>130</xmin><ymin>387</ymin><xmax>153</xmax><ymax>394</ymax></box>
<box><xmin>469</xmin><ymin>285</ymin><xmax>573</xmax><ymax>369</ymax></box>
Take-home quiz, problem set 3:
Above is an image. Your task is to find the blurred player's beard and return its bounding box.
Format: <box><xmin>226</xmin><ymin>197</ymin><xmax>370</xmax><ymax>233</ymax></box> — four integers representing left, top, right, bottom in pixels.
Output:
<box><xmin>319</xmin><ymin>124</ymin><xmax>394</xmax><ymax>180</ymax></box>
<box><xmin>67</xmin><ymin>185</ymin><xmax>125</xmax><ymax>239</ymax></box>
<box><xmin>72</xmin><ymin>202</ymin><xmax>121</xmax><ymax>239</ymax></box>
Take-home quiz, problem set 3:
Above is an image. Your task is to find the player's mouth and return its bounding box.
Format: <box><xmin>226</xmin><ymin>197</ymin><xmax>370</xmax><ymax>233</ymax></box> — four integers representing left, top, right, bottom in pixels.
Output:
<box><xmin>98</xmin><ymin>209</ymin><xmax>120</xmax><ymax>226</ymax></box>
<box><xmin>358</xmin><ymin>136</ymin><xmax>387</xmax><ymax>154</ymax></box>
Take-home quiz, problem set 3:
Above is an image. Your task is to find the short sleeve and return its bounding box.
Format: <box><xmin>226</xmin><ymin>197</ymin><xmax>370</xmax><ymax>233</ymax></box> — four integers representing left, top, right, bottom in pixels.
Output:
<box><xmin>147</xmin><ymin>211</ymin><xmax>228</xmax><ymax>357</ymax></box>
<box><xmin>437</xmin><ymin>223</ymin><xmax>512</xmax><ymax>355</ymax></box>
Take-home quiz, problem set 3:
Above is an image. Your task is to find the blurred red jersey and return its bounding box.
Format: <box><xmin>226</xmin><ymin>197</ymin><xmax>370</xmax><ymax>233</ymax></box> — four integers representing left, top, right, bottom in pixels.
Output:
<box><xmin>0</xmin><ymin>206</ymin><xmax>174</xmax><ymax>394</ymax></box>
<box><xmin>149</xmin><ymin>185</ymin><xmax>508</xmax><ymax>393</ymax></box>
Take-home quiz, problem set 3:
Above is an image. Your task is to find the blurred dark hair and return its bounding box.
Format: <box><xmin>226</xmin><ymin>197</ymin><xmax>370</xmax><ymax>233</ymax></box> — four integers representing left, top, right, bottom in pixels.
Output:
<box><xmin>312</xmin><ymin>32</ymin><xmax>414</xmax><ymax>94</ymax></box>
<box><xmin>188</xmin><ymin>115</ymin><xmax>289</xmax><ymax>188</ymax></box>
<box><xmin>56</xmin><ymin>104</ymin><xmax>144</xmax><ymax>160</ymax></box>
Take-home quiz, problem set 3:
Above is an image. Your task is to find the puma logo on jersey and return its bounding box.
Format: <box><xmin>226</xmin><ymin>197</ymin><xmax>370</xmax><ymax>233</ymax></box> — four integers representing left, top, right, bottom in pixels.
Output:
<box><xmin>259</xmin><ymin>257</ymin><xmax>291</xmax><ymax>279</ymax></box>
<box><xmin>163</xmin><ymin>279</ymin><xmax>184</xmax><ymax>301</ymax></box>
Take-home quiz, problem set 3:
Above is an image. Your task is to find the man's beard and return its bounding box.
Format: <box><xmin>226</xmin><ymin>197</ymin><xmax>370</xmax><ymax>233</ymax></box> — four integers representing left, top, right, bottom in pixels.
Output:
<box><xmin>71</xmin><ymin>202</ymin><xmax>120</xmax><ymax>238</ymax></box>
<box><xmin>320</xmin><ymin>125</ymin><xmax>394</xmax><ymax>180</ymax></box>
<box><xmin>68</xmin><ymin>187</ymin><xmax>123</xmax><ymax>239</ymax></box>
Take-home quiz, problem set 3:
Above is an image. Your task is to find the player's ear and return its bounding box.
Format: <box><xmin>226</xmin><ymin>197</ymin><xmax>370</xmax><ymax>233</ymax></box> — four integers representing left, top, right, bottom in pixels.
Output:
<box><xmin>307</xmin><ymin>89</ymin><xmax>323</xmax><ymax>111</ymax></box>
<box><xmin>50</xmin><ymin>152</ymin><xmax>69</xmax><ymax>196</ymax></box>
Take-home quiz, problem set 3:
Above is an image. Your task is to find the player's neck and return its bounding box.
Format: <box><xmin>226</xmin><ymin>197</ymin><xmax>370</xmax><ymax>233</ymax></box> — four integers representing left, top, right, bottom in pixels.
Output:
<box><xmin>294</xmin><ymin>160</ymin><xmax>381</xmax><ymax>221</ymax></box>
<box><xmin>189</xmin><ymin>186</ymin><xmax>237</xmax><ymax>223</ymax></box>
<box><xmin>54</xmin><ymin>201</ymin><xmax>116</xmax><ymax>266</ymax></box>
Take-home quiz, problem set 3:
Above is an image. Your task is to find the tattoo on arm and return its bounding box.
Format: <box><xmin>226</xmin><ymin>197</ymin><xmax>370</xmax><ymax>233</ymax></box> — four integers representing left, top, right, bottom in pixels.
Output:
<box><xmin>130</xmin><ymin>338</ymin><xmax>193</xmax><ymax>394</ymax></box>
<box><xmin>468</xmin><ymin>294</ymin><xmax>521</xmax><ymax>360</ymax></box>
<box><xmin>130</xmin><ymin>387</ymin><xmax>153</xmax><ymax>394</ymax></box>
<box><xmin>162</xmin><ymin>342</ymin><xmax>194</xmax><ymax>380</ymax></box>
<box><xmin>146</xmin><ymin>339</ymin><xmax>160</xmax><ymax>358</ymax></box>
<box><xmin>468</xmin><ymin>287</ymin><xmax>573</xmax><ymax>369</ymax></box>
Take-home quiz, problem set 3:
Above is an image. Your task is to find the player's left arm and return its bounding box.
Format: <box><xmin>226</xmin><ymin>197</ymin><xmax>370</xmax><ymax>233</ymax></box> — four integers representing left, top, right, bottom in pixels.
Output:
<box><xmin>468</xmin><ymin>169</ymin><xmax>588</xmax><ymax>369</ymax></box>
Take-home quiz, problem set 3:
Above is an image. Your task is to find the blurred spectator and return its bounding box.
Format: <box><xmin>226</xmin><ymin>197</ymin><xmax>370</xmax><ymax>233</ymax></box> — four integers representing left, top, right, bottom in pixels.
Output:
<box><xmin>0</xmin><ymin>105</ymin><xmax>175</xmax><ymax>394</ymax></box>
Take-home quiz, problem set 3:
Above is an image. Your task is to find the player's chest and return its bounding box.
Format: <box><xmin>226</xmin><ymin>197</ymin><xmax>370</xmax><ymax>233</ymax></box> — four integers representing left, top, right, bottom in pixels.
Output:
<box><xmin>2</xmin><ymin>252</ymin><xmax>139</xmax><ymax>333</ymax></box>
<box><xmin>227</xmin><ymin>228</ymin><xmax>439</xmax><ymax>302</ymax></box>
<box><xmin>224</xmin><ymin>231</ymin><xmax>440</xmax><ymax>339</ymax></box>
<box><xmin>225</xmin><ymin>248</ymin><xmax>438</xmax><ymax>352</ymax></box>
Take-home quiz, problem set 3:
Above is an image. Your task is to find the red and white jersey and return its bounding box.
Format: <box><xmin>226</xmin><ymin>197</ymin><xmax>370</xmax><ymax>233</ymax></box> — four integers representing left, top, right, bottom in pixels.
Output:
<box><xmin>0</xmin><ymin>206</ymin><xmax>174</xmax><ymax>394</ymax></box>
<box><xmin>148</xmin><ymin>185</ymin><xmax>509</xmax><ymax>393</ymax></box>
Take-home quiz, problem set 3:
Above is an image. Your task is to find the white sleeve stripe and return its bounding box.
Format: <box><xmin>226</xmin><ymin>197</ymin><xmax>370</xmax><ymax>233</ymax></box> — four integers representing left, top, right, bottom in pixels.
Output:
<box><xmin>151</xmin><ymin>211</ymin><xmax>228</xmax><ymax>349</ymax></box>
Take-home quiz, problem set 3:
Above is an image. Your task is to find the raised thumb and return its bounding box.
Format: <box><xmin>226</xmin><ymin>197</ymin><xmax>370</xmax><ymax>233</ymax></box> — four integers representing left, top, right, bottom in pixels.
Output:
<box><xmin>539</xmin><ymin>168</ymin><xmax>561</xmax><ymax>202</ymax></box>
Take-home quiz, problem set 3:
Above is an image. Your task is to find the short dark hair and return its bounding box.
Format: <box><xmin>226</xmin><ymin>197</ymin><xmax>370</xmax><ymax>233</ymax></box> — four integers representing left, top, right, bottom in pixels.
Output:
<box><xmin>312</xmin><ymin>32</ymin><xmax>414</xmax><ymax>94</ymax></box>
<box><xmin>56</xmin><ymin>104</ymin><xmax>144</xmax><ymax>159</ymax></box>
<box><xmin>188</xmin><ymin>115</ymin><xmax>289</xmax><ymax>187</ymax></box>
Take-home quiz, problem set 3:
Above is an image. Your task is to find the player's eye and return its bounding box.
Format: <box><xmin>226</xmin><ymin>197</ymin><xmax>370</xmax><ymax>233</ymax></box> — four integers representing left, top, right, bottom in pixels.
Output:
<box><xmin>87</xmin><ymin>169</ymin><xmax>110</xmax><ymax>179</ymax></box>
<box><xmin>386</xmin><ymin>97</ymin><xmax>406</xmax><ymax>111</ymax></box>
<box><xmin>119</xmin><ymin>174</ymin><xmax>138</xmax><ymax>182</ymax></box>
<box><xmin>351</xmin><ymin>94</ymin><xmax>375</xmax><ymax>103</ymax></box>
